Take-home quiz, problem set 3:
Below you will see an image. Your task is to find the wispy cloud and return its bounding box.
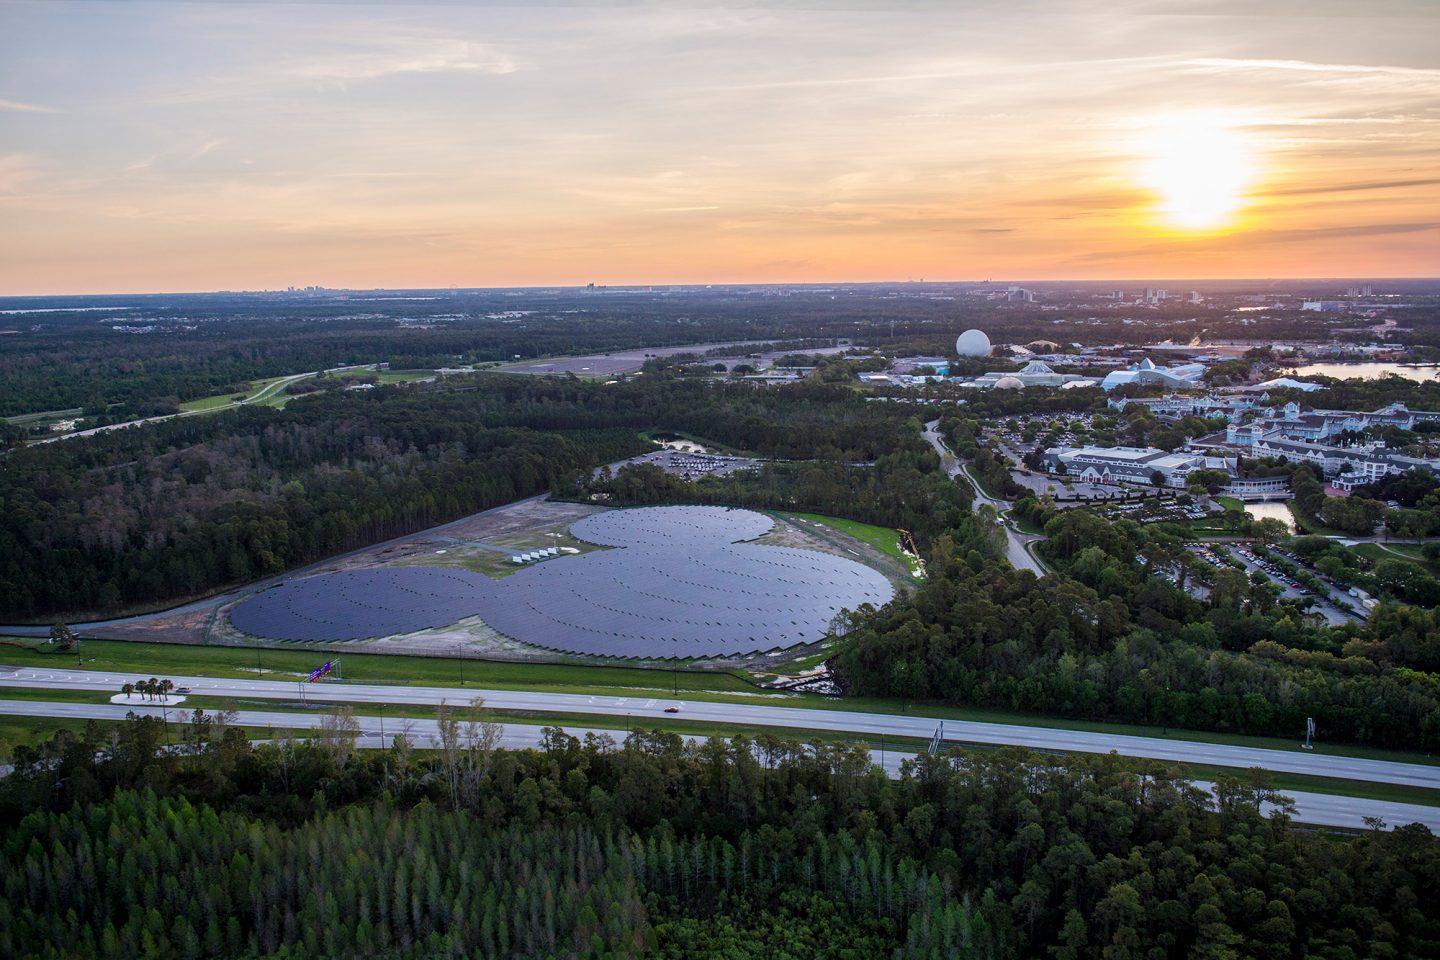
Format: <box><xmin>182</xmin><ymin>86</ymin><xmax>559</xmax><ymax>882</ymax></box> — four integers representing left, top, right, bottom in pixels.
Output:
<box><xmin>1262</xmin><ymin>177</ymin><xmax>1440</xmax><ymax>198</ymax></box>
<box><xmin>0</xmin><ymin>97</ymin><xmax>60</xmax><ymax>114</ymax></box>
<box><xmin>293</xmin><ymin>37</ymin><xmax>518</xmax><ymax>84</ymax></box>
<box><xmin>1186</xmin><ymin>58</ymin><xmax>1440</xmax><ymax>78</ymax></box>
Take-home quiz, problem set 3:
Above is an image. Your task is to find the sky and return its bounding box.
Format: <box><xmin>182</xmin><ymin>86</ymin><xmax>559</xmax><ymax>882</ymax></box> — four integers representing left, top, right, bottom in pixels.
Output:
<box><xmin>1</xmin><ymin>0</ymin><xmax>1438</xmax><ymax>294</ymax></box>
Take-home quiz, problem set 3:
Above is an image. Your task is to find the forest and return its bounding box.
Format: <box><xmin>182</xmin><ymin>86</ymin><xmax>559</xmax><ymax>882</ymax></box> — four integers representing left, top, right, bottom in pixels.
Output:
<box><xmin>0</xmin><ymin>375</ymin><xmax>937</xmax><ymax>620</ymax></box>
<box><xmin>8</xmin><ymin>284</ymin><xmax>1436</xmax><ymax>419</ymax></box>
<box><xmin>1</xmin><ymin>714</ymin><xmax>1437</xmax><ymax>960</ymax></box>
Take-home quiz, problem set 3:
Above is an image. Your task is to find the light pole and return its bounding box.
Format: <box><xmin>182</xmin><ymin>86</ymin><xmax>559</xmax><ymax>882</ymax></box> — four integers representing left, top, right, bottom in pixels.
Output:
<box><xmin>458</xmin><ymin>645</ymin><xmax>465</xmax><ymax>686</ymax></box>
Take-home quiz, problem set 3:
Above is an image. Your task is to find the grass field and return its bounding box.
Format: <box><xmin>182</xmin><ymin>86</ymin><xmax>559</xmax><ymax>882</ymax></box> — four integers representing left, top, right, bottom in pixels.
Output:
<box><xmin>175</xmin><ymin>365</ymin><xmax>431</xmax><ymax>416</ymax></box>
<box><xmin>3</xmin><ymin>406</ymin><xmax>82</xmax><ymax>427</ymax></box>
<box><xmin>783</xmin><ymin>511</ymin><xmax>916</xmax><ymax>571</ymax></box>
<box><xmin>376</xmin><ymin>369</ymin><xmax>435</xmax><ymax>384</ymax></box>
<box><xmin>0</xmin><ymin>638</ymin><xmax>760</xmax><ymax>696</ymax></box>
<box><xmin>1011</xmin><ymin>514</ymin><xmax>1048</xmax><ymax>535</ymax></box>
<box><xmin>1351</xmin><ymin>542</ymin><xmax>1440</xmax><ymax>577</ymax></box>
<box><xmin>177</xmin><ymin>390</ymin><xmax>251</xmax><ymax>413</ymax></box>
<box><xmin>177</xmin><ymin>372</ymin><xmax>305</xmax><ymax>413</ymax></box>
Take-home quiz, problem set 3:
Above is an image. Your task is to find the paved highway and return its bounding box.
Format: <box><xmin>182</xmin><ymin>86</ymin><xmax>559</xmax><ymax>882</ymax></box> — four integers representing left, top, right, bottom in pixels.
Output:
<box><xmin>3</xmin><ymin>698</ymin><xmax>1435</xmax><ymax>832</ymax></box>
<box><xmin>4</xmin><ymin>666</ymin><xmax>1438</xmax><ymax>790</ymax></box>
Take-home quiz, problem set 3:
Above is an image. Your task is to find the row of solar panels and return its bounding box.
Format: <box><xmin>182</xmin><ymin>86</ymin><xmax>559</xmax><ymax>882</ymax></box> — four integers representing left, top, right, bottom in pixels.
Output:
<box><xmin>228</xmin><ymin>506</ymin><xmax>893</xmax><ymax>656</ymax></box>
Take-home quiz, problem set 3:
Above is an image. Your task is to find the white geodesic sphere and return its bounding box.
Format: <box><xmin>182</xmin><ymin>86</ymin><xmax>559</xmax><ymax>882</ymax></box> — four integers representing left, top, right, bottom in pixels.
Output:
<box><xmin>955</xmin><ymin>329</ymin><xmax>992</xmax><ymax>357</ymax></box>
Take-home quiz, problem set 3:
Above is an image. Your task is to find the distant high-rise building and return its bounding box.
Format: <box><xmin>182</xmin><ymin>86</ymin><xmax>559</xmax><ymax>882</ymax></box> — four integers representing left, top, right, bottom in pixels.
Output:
<box><xmin>1143</xmin><ymin>288</ymin><xmax>1168</xmax><ymax>305</ymax></box>
<box><xmin>1187</xmin><ymin>290</ymin><xmax>1202</xmax><ymax>303</ymax></box>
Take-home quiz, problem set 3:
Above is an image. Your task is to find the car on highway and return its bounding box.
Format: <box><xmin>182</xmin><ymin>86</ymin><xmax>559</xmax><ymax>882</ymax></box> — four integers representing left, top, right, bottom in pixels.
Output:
<box><xmin>664</xmin><ymin>706</ymin><xmax>681</xmax><ymax>713</ymax></box>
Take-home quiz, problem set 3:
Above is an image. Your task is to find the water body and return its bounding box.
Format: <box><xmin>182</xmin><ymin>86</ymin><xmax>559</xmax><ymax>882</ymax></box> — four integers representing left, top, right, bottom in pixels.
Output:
<box><xmin>1241</xmin><ymin>500</ymin><xmax>1297</xmax><ymax>533</ymax></box>
<box><xmin>1288</xmin><ymin>362</ymin><xmax>1440</xmax><ymax>383</ymax></box>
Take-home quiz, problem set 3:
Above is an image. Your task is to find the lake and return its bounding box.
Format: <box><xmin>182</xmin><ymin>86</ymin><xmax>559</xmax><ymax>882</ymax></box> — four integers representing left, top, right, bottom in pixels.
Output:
<box><xmin>1288</xmin><ymin>362</ymin><xmax>1440</xmax><ymax>383</ymax></box>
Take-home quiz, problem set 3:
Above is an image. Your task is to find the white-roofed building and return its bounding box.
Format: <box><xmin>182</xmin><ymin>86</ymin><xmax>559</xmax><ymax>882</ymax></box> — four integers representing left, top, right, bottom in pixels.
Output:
<box><xmin>1037</xmin><ymin>444</ymin><xmax>1229</xmax><ymax>487</ymax></box>
<box><xmin>965</xmin><ymin>360</ymin><xmax>1097</xmax><ymax>390</ymax></box>
<box><xmin>1100</xmin><ymin>357</ymin><xmax>1206</xmax><ymax>391</ymax></box>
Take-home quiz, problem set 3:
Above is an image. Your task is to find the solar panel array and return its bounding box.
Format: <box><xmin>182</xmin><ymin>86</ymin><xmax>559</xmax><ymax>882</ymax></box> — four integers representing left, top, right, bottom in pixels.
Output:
<box><xmin>228</xmin><ymin>567</ymin><xmax>495</xmax><ymax>642</ymax></box>
<box><xmin>228</xmin><ymin>505</ymin><xmax>895</xmax><ymax>658</ymax></box>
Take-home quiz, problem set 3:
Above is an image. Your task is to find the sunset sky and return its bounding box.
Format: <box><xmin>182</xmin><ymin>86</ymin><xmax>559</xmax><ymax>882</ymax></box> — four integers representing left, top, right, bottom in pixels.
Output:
<box><xmin>2</xmin><ymin>0</ymin><xmax>1438</xmax><ymax>294</ymax></box>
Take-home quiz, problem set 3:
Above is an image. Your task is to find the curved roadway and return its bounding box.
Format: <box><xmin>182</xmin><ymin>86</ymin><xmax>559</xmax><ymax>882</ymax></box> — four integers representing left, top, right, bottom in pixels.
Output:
<box><xmin>920</xmin><ymin>419</ymin><xmax>1046</xmax><ymax>576</ymax></box>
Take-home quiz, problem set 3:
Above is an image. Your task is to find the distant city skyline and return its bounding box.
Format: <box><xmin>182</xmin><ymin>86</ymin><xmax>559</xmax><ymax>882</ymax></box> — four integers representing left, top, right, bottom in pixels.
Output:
<box><xmin>2</xmin><ymin>0</ymin><xmax>1438</xmax><ymax>295</ymax></box>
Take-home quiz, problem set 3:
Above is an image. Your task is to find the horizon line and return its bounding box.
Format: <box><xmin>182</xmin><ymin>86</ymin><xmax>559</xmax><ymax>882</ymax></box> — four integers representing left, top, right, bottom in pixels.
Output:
<box><xmin>4</xmin><ymin>274</ymin><xmax>1440</xmax><ymax>300</ymax></box>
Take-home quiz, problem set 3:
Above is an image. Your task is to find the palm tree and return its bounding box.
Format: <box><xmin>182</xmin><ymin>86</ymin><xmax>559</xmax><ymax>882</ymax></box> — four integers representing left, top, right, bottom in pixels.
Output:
<box><xmin>120</xmin><ymin>682</ymin><xmax>134</xmax><ymax>700</ymax></box>
<box><xmin>159</xmin><ymin>679</ymin><xmax>175</xmax><ymax>702</ymax></box>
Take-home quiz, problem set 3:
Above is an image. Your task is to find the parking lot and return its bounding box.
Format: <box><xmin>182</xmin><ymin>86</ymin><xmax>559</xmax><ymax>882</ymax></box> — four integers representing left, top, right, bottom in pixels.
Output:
<box><xmin>1216</xmin><ymin>544</ymin><xmax>1360</xmax><ymax>626</ymax></box>
<box><xmin>600</xmin><ymin>448</ymin><xmax>765</xmax><ymax>481</ymax></box>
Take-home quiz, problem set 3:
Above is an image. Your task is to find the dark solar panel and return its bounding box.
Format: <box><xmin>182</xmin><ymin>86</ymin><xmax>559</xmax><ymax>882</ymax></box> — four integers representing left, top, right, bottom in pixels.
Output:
<box><xmin>229</xmin><ymin>506</ymin><xmax>895</xmax><ymax>657</ymax></box>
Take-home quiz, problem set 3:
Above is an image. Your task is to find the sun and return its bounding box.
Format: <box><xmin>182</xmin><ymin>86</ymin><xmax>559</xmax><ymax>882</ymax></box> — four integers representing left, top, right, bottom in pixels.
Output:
<box><xmin>1141</xmin><ymin>116</ymin><xmax>1254</xmax><ymax>231</ymax></box>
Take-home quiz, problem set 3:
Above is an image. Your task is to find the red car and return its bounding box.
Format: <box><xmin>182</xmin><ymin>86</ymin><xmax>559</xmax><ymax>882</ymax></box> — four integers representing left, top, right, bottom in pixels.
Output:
<box><xmin>664</xmin><ymin>706</ymin><xmax>681</xmax><ymax>713</ymax></box>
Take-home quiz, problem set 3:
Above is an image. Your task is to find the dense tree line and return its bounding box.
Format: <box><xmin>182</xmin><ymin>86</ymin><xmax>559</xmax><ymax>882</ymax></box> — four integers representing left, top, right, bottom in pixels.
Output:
<box><xmin>0</xmin><ymin>386</ymin><xmax>653</xmax><ymax>620</ymax></box>
<box><xmin>2</xmin><ymin>714</ymin><xmax>1438</xmax><ymax>959</ymax></box>
<box><xmin>0</xmin><ymin>376</ymin><xmax>938</xmax><ymax>619</ymax></box>
<box><xmin>837</xmin><ymin>507</ymin><xmax>1440</xmax><ymax>751</ymax></box>
<box><xmin>588</xmin><ymin>452</ymin><xmax>970</xmax><ymax>549</ymax></box>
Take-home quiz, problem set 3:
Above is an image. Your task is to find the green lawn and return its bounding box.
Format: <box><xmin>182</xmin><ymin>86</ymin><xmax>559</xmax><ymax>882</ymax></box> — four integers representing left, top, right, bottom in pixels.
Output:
<box><xmin>3</xmin><ymin>406</ymin><xmax>82</xmax><ymax>427</ymax></box>
<box><xmin>1011</xmin><ymin>514</ymin><xmax>1048</xmax><ymax>535</ymax></box>
<box><xmin>0</xmin><ymin>638</ymin><xmax>759</xmax><ymax>696</ymax></box>
<box><xmin>1215</xmin><ymin>496</ymin><xmax>1245</xmax><ymax>512</ymax></box>
<box><xmin>376</xmin><ymin>369</ymin><xmax>435</xmax><ymax>384</ymax></box>
<box><xmin>1351</xmin><ymin>542</ymin><xmax>1440</xmax><ymax>577</ymax></box>
<box><xmin>177</xmin><ymin>390</ymin><xmax>251</xmax><ymax>413</ymax></box>
<box><xmin>783</xmin><ymin>512</ymin><xmax>912</xmax><ymax>567</ymax></box>
<box><xmin>961</xmin><ymin>465</ymin><xmax>1004</xmax><ymax>501</ymax></box>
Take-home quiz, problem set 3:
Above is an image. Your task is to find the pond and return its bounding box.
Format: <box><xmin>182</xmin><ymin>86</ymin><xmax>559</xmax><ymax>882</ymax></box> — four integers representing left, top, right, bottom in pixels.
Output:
<box><xmin>1241</xmin><ymin>500</ymin><xmax>1297</xmax><ymax>533</ymax></box>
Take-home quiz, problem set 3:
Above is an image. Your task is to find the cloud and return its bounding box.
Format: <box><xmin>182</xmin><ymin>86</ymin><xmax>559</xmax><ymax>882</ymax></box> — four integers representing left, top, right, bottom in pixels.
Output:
<box><xmin>1186</xmin><ymin>58</ymin><xmax>1440</xmax><ymax>78</ymax></box>
<box><xmin>1262</xmin><ymin>177</ymin><xmax>1440</xmax><ymax>198</ymax></box>
<box><xmin>0</xmin><ymin>98</ymin><xmax>59</xmax><ymax>114</ymax></box>
<box><xmin>293</xmin><ymin>37</ymin><xmax>518</xmax><ymax>83</ymax></box>
<box><xmin>1066</xmin><ymin>221</ymin><xmax>1440</xmax><ymax>264</ymax></box>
